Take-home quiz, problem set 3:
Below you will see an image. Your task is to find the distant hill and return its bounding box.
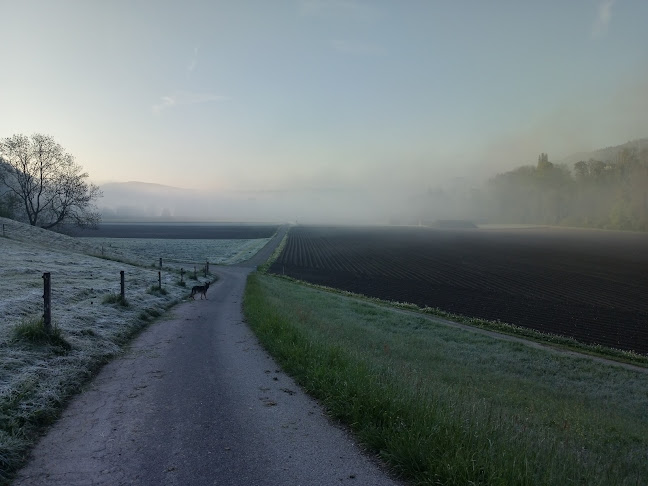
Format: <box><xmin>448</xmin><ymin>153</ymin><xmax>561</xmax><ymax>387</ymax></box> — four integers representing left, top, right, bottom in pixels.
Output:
<box><xmin>560</xmin><ymin>138</ymin><xmax>648</xmax><ymax>166</ymax></box>
<box><xmin>101</xmin><ymin>181</ymin><xmax>191</xmax><ymax>195</ymax></box>
<box><xmin>98</xmin><ymin>181</ymin><xmax>203</xmax><ymax>221</ymax></box>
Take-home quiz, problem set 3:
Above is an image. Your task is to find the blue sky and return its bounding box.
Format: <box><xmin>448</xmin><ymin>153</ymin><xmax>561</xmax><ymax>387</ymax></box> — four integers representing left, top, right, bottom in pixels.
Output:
<box><xmin>1</xmin><ymin>0</ymin><xmax>647</xmax><ymax>199</ymax></box>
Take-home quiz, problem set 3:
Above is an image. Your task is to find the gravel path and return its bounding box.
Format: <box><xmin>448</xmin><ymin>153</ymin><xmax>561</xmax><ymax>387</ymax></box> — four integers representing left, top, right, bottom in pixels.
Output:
<box><xmin>13</xmin><ymin>229</ymin><xmax>403</xmax><ymax>486</ymax></box>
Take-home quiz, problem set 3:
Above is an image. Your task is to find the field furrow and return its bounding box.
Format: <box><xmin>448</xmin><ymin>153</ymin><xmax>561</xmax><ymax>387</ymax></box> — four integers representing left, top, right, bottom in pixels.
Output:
<box><xmin>269</xmin><ymin>226</ymin><xmax>648</xmax><ymax>355</ymax></box>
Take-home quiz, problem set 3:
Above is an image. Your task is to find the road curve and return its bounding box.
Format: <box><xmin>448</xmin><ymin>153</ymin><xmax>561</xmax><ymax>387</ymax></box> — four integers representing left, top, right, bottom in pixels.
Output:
<box><xmin>13</xmin><ymin>227</ymin><xmax>403</xmax><ymax>486</ymax></box>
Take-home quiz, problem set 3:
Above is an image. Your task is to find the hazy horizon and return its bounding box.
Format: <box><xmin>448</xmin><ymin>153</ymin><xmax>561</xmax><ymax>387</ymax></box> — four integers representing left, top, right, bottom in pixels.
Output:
<box><xmin>2</xmin><ymin>1</ymin><xmax>647</xmax><ymax>223</ymax></box>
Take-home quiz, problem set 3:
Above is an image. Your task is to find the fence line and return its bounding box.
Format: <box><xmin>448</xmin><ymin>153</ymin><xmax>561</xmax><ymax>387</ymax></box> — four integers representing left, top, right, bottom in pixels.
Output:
<box><xmin>35</xmin><ymin>259</ymin><xmax>215</xmax><ymax>332</ymax></box>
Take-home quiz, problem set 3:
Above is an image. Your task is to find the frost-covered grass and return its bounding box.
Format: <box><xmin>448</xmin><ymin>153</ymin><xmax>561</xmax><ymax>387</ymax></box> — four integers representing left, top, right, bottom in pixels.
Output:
<box><xmin>0</xmin><ymin>237</ymin><xmax>186</xmax><ymax>343</ymax></box>
<box><xmin>84</xmin><ymin>237</ymin><xmax>270</xmax><ymax>270</ymax></box>
<box><xmin>0</xmin><ymin>217</ymin><xmax>269</xmax><ymax>484</ymax></box>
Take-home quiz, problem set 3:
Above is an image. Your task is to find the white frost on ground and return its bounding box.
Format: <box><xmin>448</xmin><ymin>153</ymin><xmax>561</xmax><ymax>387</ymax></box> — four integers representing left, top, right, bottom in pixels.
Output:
<box><xmin>0</xmin><ymin>216</ymin><xmax>271</xmax><ymax>476</ymax></box>
<box><xmin>0</xmin><ymin>217</ymin><xmax>269</xmax><ymax>341</ymax></box>
<box><xmin>83</xmin><ymin>236</ymin><xmax>270</xmax><ymax>269</ymax></box>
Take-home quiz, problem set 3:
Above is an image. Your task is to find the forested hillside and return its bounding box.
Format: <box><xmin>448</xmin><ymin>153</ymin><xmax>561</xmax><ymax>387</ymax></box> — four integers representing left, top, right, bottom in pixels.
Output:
<box><xmin>482</xmin><ymin>143</ymin><xmax>648</xmax><ymax>231</ymax></box>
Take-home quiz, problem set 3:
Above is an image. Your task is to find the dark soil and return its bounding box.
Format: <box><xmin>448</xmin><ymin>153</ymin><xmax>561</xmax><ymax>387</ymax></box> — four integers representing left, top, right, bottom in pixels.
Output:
<box><xmin>69</xmin><ymin>223</ymin><xmax>280</xmax><ymax>239</ymax></box>
<box><xmin>270</xmin><ymin>225</ymin><xmax>648</xmax><ymax>355</ymax></box>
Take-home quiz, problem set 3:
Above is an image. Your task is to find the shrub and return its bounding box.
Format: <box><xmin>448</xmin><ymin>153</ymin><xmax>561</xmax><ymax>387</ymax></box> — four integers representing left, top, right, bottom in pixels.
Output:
<box><xmin>10</xmin><ymin>317</ymin><xmax>71</xmax><ymax>352</ymax></box>
<box><xmin>138</xmin><ymin>307</ymin><xmax>161</xmax><ymax>322</ymax></box>
<box><xmin>101</xmin><ymin>293</ymin><xmax>129</xmax><ymax>307</ymax></box>
<box><xmin>147</xmin><ymin>285</ymin><xmax>168</xmax><ymax>296</ymax></box>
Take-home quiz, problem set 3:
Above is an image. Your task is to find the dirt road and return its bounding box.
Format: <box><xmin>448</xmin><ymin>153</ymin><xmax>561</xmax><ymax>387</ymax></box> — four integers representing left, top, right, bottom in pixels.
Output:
<box><xmin>13</xmin><ymin>228</ymin><xmax>401</xmax><ymax>486</ymax></box>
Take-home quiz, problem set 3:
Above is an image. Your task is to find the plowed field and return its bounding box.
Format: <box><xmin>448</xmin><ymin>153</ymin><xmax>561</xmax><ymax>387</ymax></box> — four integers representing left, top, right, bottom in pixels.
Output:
<box><xmin>70</xmin><ymin>223</ymin><xmax>279</xmax><ymax>239</ymax></box>
<box><xmin>270</xmin><ymin>226</ymin><xmax>648</xmax><ymax>355</ymax></box>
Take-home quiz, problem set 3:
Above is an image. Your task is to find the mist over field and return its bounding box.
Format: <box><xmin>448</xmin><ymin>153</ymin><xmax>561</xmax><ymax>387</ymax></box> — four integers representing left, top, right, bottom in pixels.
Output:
<box><xmin>98</xmin><ymin>137</ymin><xmax>648</xmax><ymax>230</ymax></box>
<box><xmin>98</xmin><ymin>178</ymin><xmax>479</xmax><ymax>225</ymax></box>
<box><xmin>98</xmin><ymin>181</ymin><xmax>397</xmax><ymax>224</ymax></box>
<box><xmin>3</xmin><ymin>2</ymin><xmax>648</xmax><ymax>229</ymax></box>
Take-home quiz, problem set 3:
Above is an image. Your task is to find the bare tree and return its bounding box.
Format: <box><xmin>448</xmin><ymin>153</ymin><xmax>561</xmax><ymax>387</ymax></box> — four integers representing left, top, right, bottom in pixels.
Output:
<box><xmin>0</xmin><ymin>134</ymin><xmax>102</xmax><ymax>229</ymax></box>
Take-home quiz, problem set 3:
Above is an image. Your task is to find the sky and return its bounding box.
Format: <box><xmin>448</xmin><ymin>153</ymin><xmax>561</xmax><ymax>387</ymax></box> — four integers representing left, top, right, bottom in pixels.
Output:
<box><xmin>1</xmin><ymin>1</ymin><xmax>647</xmax><ymax>222</ymax></box>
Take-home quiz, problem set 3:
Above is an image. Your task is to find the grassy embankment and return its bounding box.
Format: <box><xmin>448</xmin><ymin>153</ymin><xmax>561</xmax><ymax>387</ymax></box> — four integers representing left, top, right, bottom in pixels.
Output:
<box><xmin>0</xmin><ymin>243</ymin><xmax>188</xmax><ymax>486</ymax></box>
<box><xmin>243</xmin><ymin>273</ymin><xmax>648</xmax><ymax>485</ymax></box>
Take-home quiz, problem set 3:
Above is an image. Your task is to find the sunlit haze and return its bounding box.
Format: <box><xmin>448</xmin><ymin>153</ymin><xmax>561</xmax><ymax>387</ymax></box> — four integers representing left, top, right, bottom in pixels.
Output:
<box><xmin>2</xmin><ymin>1</ymin><xmax>647</xmax><ymax>222</ymax></box>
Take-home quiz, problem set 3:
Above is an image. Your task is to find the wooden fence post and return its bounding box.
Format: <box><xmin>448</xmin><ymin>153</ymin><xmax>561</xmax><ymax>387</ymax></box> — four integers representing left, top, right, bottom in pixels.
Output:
<box><xmin>120</xmin><ymin>271</ymin><xmax>125</xmax><ymax>300</ymax></box>
<box><xmin>158</xmin><ymin>271</ymin><xmax>162</xmax><ymax>290</ymax></box>
<box><xmin>42</xmin><ymin>272</ymin><xmax>51</xmax><ymax>333</ymax></box>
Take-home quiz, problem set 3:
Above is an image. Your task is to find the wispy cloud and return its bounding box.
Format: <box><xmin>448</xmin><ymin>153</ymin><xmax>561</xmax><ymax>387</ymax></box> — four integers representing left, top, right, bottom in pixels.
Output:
<box><xmin>330</xmin><ymin>39</ymin><xmax>385</xmax><ymax>56</ymax></box>
<box><xmin>187</xmin><ymin>46</ymin><xmax>199</xmax><ymax>74</ymax></box>
<box><xmin>591</xmin><ymin>0</ymin><xmax>615</xmax><ymax>38</ymax></box>
<box><xmin>152</xmin><ymin>91</ymin><xmax>229</xmax><ymax>114</ymax></box>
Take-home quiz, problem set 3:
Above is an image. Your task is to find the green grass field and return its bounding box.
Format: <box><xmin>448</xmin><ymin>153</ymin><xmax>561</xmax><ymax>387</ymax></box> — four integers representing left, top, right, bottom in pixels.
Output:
<box><xmin>243</xmin><ymin>273</ymin><xmax>648</xmax><ymax>485</ymax></box>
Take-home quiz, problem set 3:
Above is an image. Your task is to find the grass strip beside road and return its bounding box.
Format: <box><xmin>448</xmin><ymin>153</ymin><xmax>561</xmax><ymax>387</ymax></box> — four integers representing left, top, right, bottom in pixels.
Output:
<box><xmin>243</xmin><ymin>273</ymin><xmax>648</xmax><ymax>486</ymax></box>
<box><xmin>270</xmin><ymin>276</ymin><xmax>648</xmax><ymax>368</ymax></box>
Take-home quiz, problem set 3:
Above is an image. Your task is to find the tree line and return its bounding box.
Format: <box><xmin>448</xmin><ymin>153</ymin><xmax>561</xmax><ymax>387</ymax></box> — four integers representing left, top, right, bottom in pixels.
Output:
<box><xmin>2</xmin><ymin>132</ymin><xmax>648</xmax><ymax>232</ymax></box>
<box><xmin>480</xmin><ymin>148</ymin><xmax>648</xmax><ymax>231</ymax></box>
